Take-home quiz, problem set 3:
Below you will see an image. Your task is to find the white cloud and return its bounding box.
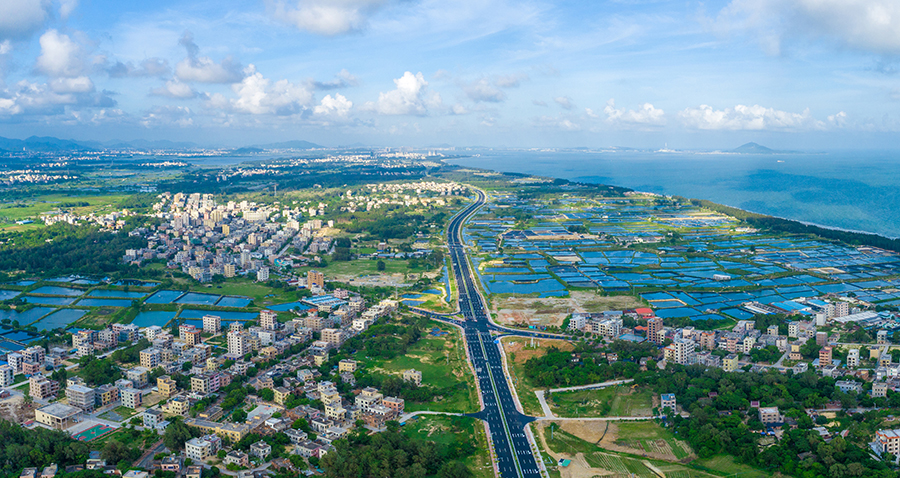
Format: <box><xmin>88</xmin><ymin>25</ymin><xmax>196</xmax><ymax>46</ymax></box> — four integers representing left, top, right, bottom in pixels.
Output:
<box><xmin>224</xmin><ymin>65</ymin><xmax>313</xmax><ymax>115</ymax></box>
<box><xmin>34</xmin><ymin>29</ymin><xmax>84</xmax><ymax>77</ymax></box>
<box><xmin>604</xmin><ymin>99</ymin><xmax>666</xmax><ymax>126</ymax></box>
<box><xmin>107</xmin><ymin>58</ymin><xmax>170</xmax><ymax>78</ymax></box>
<box><xmin>150</xmin><ymin>80</ymin><xmax>197</xmax><ymax>99</ymax></box>
<box><xmin>554</xmin><ymin>96</ymin><xmax>574</xmax><ymax>110</ymax></box>
<box><xmin>314</xmin><ymin>93</ymin><xmax>352</xmax><ymax>118</ymax></box>
<box><xmin>678</xmin><ymin>104</ymin><xmax>825</xmax><ymax>130</ymax></box>
<box><xmin>532</xmin><ymin>99</ymin><xmax>547</xmax><ymax>107</ymax></box>
<box><xmin>535</xmin><ymin>114</ymin><xmax>581</xmax><ymax>131</ymax></box>
<box><xmin>828</xmin><ymin>110</ymin><xmax>847</xmax><ymax>126</ymax></box>
<box><xmin>451</xmin><ymin>104</ymin><xmax>468</xmax><ymax>115</ymax></box>
<box><xmin>0</xmin><ymin>0</ymin><xmax>48</xmax><ymax>40</ymax></box>
<box><xmin>267</xmin><ymin>0</ymin><xmax>389</xmax><ymax>36</ymax></box>
<box><xmin>175</xmin><ymin>31</ymin><xmax>243</xmax><ymax>84</ymax></box>
<box><xmin>141</xmin><ymin>105</ymin><xmax>193</xmax><ymax>128</ymax></box>
<box><xmin>310</xmin><ymin>69</ymin><xmax>359</xmax><ymax>90</ymax></box>
<box><xmin>367</xmin><ymin>71</ymin><xmax>441</xmax><ymax>116</ymax></box>
<box><xmin>49</xmin><ymin>76</ymin><xmax>93</xmax><ymax>93</ymax></box>
<box><xmin>59</xmin><ymin>0</ymin><xmax>78</xmax><ymax>19</ymax></box>
<box><xmin>713</xmin><ymin>0</ymin><xmax>900</xmax><ymax>55</ymax></box>
<box><xmin>461</xmin><ymin>78</ymin><xmax>505</xmax><ymax>103</ymax></box>
<box><xmin>495</xmin><ymin>73</ymin><xmax>528</xmax><ymax>88</ymax></box>
<box><xmin>0</xmin><ymin>79</ymin><xmax>114</xmax><ymax>116</ymax></box>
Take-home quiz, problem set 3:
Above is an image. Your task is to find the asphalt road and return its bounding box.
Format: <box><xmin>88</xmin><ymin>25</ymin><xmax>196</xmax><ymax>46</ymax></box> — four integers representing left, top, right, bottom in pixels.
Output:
<box><xmin>447</xmin><ymin>190</ymin><xmax>542</xmax><ymax>478</ymax></box>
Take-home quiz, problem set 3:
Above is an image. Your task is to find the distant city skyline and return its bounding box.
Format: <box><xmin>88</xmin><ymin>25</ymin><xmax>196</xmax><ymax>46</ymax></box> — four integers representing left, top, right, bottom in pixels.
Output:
<box><xmin>0</xmin><ymin>0</ymin><xmax>899</xmax><ymax>149</ymax></box>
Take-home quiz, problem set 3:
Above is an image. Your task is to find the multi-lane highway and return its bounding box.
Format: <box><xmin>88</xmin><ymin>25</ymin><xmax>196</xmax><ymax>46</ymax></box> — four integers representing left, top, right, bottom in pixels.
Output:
<box><xmin>446</xmin><ymin>190</ymin><xmax>543</xmax><ymax>478</ymax></box>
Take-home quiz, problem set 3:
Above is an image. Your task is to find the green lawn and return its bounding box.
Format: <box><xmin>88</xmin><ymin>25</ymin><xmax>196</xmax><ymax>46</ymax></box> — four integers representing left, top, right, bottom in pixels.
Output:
<box><xmin>403</xmin><ymin>415</ymin><xmax>493</xmax><ymax>478</ymax></box>
<box><xmin>355</xmin><ymin>322</ymin><xmax>478</xmax><ymax>413</ymax></box>
<box><xmin>549</xmin><ymin>386</ymin><xmax>653</xmax><ymax>418</ymax></box>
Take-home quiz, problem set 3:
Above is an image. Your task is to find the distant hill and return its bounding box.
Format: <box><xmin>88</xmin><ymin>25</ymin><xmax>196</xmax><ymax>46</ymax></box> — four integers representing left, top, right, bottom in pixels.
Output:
<box><xmin>732</xmin><ymin>142</ymin><xmax>778</xmax><ymax>154</ymax></box>
<box><xmin>232</xmin><ymin>147</ymin><xmax>264</xmax><ymax>155</ymax></box>
<box><xmin>251</xmin><ymin>140</ymin><xmax>323</xmax><ymax>150</ymax></box>
<box><xmin>0</xmin><ymin>135</ymin><xmax>92</xmax><ymax>152</ymax></box>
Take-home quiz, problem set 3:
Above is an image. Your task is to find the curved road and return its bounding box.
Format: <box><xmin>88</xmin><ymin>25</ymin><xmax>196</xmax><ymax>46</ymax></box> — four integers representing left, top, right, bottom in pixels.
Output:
<box><xmin>447</xmin><ymin>190</ymin><xmax>543</xmax><ymax>478</ymax></box>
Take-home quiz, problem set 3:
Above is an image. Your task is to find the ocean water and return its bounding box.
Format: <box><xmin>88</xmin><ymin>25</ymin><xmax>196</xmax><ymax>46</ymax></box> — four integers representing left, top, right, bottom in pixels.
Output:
<box><xmin>449</xmin><ymin>150</ymin><xmax>900</xmax><ymax>238</ymax></box>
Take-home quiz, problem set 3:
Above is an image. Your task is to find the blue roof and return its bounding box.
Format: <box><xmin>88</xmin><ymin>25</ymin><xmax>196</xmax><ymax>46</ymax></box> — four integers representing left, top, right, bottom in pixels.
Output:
<box><xmin>661</xmin><ymin>393</ymin><xmax>676</xmax><ymax>400</ymax></box>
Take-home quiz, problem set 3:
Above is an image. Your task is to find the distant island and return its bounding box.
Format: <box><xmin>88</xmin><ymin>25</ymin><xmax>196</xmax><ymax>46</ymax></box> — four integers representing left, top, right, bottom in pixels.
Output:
<box><xmin>731</xmin><ymin>142</ymin><xmax>796</xmax><ymax>154</ymax></box>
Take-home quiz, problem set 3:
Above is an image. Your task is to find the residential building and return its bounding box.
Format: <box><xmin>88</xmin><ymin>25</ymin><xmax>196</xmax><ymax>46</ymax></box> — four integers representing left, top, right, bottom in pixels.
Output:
<box><xmin>847</xmin><ymin>348</ymin><xmax>860</xmax><ymax>368</ymax></box>
<box><xmin>835</xmin><ymin>380</ymin><xmax>862</xmax><ymax>394</ymax></box>
<box><xmin>307</xmin><ymin>270</ymin><xmax>324</xmax><ymax>289</ymax></box>
<box><xmin>647</xmin><ymin>317</ymin><xmax>663</xmax><ymax>344</ymax></box>
<box><xmin>202</xmin><ymin>315</ymin><xmax>221</xmax><ymax>334</ymax></box>
<box><xmin>873</xmin><ymin>382</ymin><xmax>889</xmax><ymax>398</ymax></box>
<box><xmin>402</xmin><ymin>369</ymin><xmax>422</xmax><ymax>386</ymax></box>
<box><xmin>759</xmin><ymin>407</ymin><xmax>782</xmax><ymax>424</ymax></box>
<box><xmin>34</xmin><ymin>403</ymin><xmax>81</xmax><ymax>429</ymax></box>
<box><xmin>0</xmin><ymin>364</ymin><xmax>14</xmax><ymax>387</ymax></box>
<box><xmin>338</xmin><ymin>359</ymin><xmax>357</xmax><ymax>373</ymax></box>
<box><xmin>819</xmin><ymin>346</ymin><xmax>833</xmax><ymax>367</ymax></box>
<box><xmin>66</xmin><ymin>385</ymin><xmax>96</xmax><ymax>413</ymax></box>
<box><xmin>139</xmin><ymin>348</ymin><xmax>161</xmax><ymax>369</ymax></box>
<box><xmin>660</xmin><ymin>393</ymin><xmax>676</xmax><ymax>413</ymax></box>
<box><xmin>157</xmin><ymin>375</ymin><xmax>177</xmax><ymax>397</ymax></box>
<box><xmin>223</xmin><ymin>451</ymin><xmax>249</xmax><ymax>468</ymax></box>
<box><xmin>875</xmin><ymin>429</ymin><xmax>900</xmax><ymax>457</ymax></box>
<box><xmin>227</xmin><ymin>330</ymin><xmax>249</xmax><ymax>357</ymax></box>
<box><xmin>723</xmin><ymin>354</ymin><xmax>739</xmax><ymax>373</ymax></box>
<box><xmin>29</xmin><ymin>374</ymin><xmax>59</xmax><ymax>400</ymax></box>
<box><xmin>143</xmin><ymin>409</ymin><xmax>163</xmax><ymax>428</ymax></box>
<box><xmin>250</xmin><ymin>441</ymin><xmax>271</xmax><ymax>459</ymax></box>
<box><xmin>321</xmin><ymin>328</ymin><xmax>344</xmax><ymax>348</ymax></box>
<box><xmin>260</xmin><ymin>310</ymin><xmax>278</xmax><ymax>330</ymax></box>
<box><xmin>122</xmin><ymin>388</ymin><xmax>142</xmax><ymax>409</ymax></box>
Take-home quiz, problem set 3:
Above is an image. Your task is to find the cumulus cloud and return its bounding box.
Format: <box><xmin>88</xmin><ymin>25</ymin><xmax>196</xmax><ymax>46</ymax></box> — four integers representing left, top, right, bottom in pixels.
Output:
<box><xmin>713</xmin><ymin>0</ymin><xmax>900</xmax><ymax>55</ymax></box>
<box><xmin>49</xmin><ymin>76</ymin><xmax>93</xmax><ymax>93</ymax></box>
<box><xmin>209</xmin><ymin>64</ymin><xmax>313</xmax><ymax>115</ymax></box>
<box><xmin>175</xmin><ymin>31</ymin><xmax>243</xmax><ymax>84</ymax></box>
<box><xmin>141</xmin><ymin>105</ymin><xmax>193</xmax><ymax>127</ymax></box>
<box><xmin>828</xmin><ymin>110</ymin><xmax>848</xmax><ymax>126</ymax></box>
<box><xmin>367</xmin><ymin>71</ymin><xmax>441</xmax><ymax>116</ymax></box>
<box><xmin>0</xmin><ymin>0</ymin><xmax>49</xmax><ymax>40</ymax></box>
<box><xmin>554</xmin><ymin>96</ymin><xmax>574</xmax><ymax>110</ymax></box>
<box><xmin>0</xmin><ymin>79</ymin><xmax>114</xmax><ymax>117</ymax></box>
<box><xmin>604</xmin><ymin>99</ymin><xmax>666</xmax><ymax>126</ymax></box>
<box><xmin>107</xmin><ymin>58</ymin><xmax>170</xmax><ymax>78</ymax></box>
<box><xmin>150</xmin><ymin>79</ymin><xmax>197</xmax><ymax>99</ymax></box>
<box><xmin>267</xmin><ymin>0</ymin><xmax>390</xmax><ymax>36</ymax></box>
<box><xmin>310</xmin><ymin>69</ymin><xmax>359</xmax><ymax>90</ymax></box>
<box><xmin>461</xmin><ymin>78</ymin><xmax>505</xmax><ymax>103</ymax></box>
<box><xmin>313</xmin><ymin>93</ymin><xmax>352</xmax><ymax>118</ymax></box>
<box><xmin>34</xmin><ymin>29</ymin><xmax>84</xmax><ymax>77</ymax></box>
<box><xmin>678</xmin><ymin>104</ymin><xmax>825</xmax><ymax>130</ymax></box>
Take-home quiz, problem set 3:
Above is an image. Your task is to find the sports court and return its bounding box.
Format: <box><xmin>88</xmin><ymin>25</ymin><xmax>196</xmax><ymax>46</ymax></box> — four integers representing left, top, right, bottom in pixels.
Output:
<box><xmin>72</xmin><ymin>424</ymin><xmax>115</xmax><ymax>441</ymax></box>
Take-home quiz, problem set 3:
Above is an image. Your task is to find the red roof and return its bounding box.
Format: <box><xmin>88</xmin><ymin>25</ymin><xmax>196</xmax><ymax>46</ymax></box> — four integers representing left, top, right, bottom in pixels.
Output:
<box><xmin>635</xmin><ymin>308</ymin><xmax>654</xmax><ymax>316</ymax></box>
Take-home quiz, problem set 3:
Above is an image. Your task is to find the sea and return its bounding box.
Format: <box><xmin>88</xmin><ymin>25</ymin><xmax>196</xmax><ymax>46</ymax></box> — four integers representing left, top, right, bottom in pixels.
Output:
<box><xmin>446</xmin><ymin>150</ymin><xmax>900</xmax><ymax>239</ymax></box>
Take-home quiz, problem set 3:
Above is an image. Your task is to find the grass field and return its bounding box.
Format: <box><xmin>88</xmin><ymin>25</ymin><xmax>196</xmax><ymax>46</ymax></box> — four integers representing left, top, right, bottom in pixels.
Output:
<box><xmin>540</xmin><ymin>424</ymin><xmax>761</xmax><ymax>478</ymax></box>
<box><xmin>403</xmin><ymin>415</ymin><xmax>493</xmax><ymax>478</ymax></box>
<box><xmin>615</xmin><ymin>421</ymin><xmax>691</xmax><ymax>460</ymax></box>
<box><xmin>502</xmin><ymin>337</ymin><xmax>576</xmax><ymax>417</ymax></box>
<box><xmin>182</xmin><ymin>278</ymin><xmax>301</xmax><ymax>306</ymax></box>
<box><xmin>0</xmin><ymin>194</ymin><xmax>129</xmax><ymax>228</ymax></box>
<box><xmin>295</xmin><ymin>258</ymin><xmax>417</xmax><ymax>278</ymax></box>
<box><xmin>550</xmin><ymin>386</ymin><xmax>653</xmax><ymax>418</ymax></box>
<box><xmin>355</xmin><ymin>322</ymin><xmax>478</xmax><ymax>413</ymax></box>
<box><xmin>694</xmin><ymin>455</ymin><xmax>773</xmax><ymax>478</ymax></box>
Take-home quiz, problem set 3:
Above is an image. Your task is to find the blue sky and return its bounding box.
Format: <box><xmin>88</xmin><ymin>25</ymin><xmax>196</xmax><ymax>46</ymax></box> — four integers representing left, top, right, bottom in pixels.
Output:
<box><xmin>0</xmin><ymin>0</ymin><xmax>899</xmax><ymax>148</ymax></box>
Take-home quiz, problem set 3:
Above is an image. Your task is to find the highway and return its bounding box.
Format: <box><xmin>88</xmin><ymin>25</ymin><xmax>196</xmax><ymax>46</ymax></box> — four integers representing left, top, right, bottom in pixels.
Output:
<box><xmin>446</xmin><ymin>189</ymin><xmax>543</xmax><ymax>478</ymax></box>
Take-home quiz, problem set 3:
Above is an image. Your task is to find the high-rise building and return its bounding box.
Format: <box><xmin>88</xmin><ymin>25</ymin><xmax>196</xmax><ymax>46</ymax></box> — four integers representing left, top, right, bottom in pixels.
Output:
<box><xmin>819</xmin><ymin>346</ymin><xmax>833</xmax><ymax>367</ymax></box>
<box><xmin>647</xmin><ymin>317</ymin><xmax>663</xmax><ymax>344</ymax></box>
<box><xmin>227</xmin><ymin>331</ymin><xmax>249</xmax><ymax>357</ymax></box>
<box><xmin>203</xmin><ymin>315</ymin><xmax>221</xmax><ymax>334</ymax></box>
<box><xmin>0</xmin><ymin>364</ymin><xmax>13</xmax><ymax>387</ymax></box>
<box><xmin>257</xmin><ymin>267</ymin><xmax>269</xmax><ymax>282</ymax></box>
<box><xmin>223</xmin><ymin>264</ymin><xmax>235</xmax><ymax>278</ymax></box>
<box><xmin>307</xmin><ymin>270</ymin><xmax>324</xmax><ymax>289</ymax></box>
<box><xmin>140</xmin><ymin>348</ymin><xmax>161</xmax><ymax>369</ymax></box>
<box><xmin>259</xmin><ymin>310</ymin><xmax>278</xmax><ymax>330</ymax></box>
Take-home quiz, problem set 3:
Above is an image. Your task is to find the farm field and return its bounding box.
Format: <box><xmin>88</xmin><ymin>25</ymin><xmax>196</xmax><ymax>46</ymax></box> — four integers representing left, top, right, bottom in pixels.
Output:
<box><xmin>549</xmin><ymin>385</ymin><xmax>654</xmax><ymax>418</ymax></box>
